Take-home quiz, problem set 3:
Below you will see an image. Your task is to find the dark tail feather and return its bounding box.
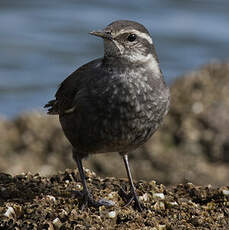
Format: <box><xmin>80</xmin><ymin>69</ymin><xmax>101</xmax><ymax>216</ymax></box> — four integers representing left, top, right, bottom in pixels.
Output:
<box><xmin>44</xmin><ymin>100</ymin><xmax>59</xmax><ymax>115</ymax></box>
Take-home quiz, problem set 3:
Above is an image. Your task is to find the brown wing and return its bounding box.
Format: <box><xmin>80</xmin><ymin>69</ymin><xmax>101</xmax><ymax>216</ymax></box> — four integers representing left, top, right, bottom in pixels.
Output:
<box><xmin>44</xmin><ymin>58</ymin><xmax>103</xmax><ymax>115</ymax></box>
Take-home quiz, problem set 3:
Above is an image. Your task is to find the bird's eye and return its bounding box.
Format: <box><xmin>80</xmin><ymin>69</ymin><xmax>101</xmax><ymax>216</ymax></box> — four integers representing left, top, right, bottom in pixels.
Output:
<box><xmin>127</xmin><ymin>34</ymin><xmax>137</xmax><ymax>42</ymax></box>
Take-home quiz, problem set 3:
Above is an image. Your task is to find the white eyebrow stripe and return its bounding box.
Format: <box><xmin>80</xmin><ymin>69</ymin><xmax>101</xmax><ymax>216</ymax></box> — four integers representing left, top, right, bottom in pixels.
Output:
<box><xmin>115</xmin><ymin>29</ymin><xmax>153</xmax><ymax>44</ymax></box>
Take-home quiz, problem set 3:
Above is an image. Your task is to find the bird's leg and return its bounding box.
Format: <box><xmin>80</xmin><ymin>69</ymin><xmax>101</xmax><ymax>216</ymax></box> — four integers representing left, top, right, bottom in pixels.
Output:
<box><xmin>74</xmin><ymin>153</ymin><xmax>92</xmax><ymax>208</ymax></box>
<box><xmin>120</xmin><ymin>153</ymin><xmax>142</xmax><ymax>211</ymax></box>
<box><xmin>73</xmin><ymin>151</ymin><xmax>114</xmax><ymax>209</ymax></box>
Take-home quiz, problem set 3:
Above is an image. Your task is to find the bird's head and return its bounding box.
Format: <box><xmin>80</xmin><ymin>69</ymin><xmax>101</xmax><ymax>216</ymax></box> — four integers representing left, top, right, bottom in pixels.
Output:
<box><xmin>90</xmin><ymin>20</ymin><xmax>159</xmax><ymax>66</ymax></box>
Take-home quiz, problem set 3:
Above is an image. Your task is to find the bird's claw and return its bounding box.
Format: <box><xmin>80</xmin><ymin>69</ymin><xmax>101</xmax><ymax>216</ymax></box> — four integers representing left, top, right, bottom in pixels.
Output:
<box><xmin>73</xmin><ymin>190</ymin><xmax>115</xmax><ymax>209</ymax></box>
<box><xmin>119</xmin><ymin>187</ymin><xmax>142</xmax><ymax>212</ymax></box>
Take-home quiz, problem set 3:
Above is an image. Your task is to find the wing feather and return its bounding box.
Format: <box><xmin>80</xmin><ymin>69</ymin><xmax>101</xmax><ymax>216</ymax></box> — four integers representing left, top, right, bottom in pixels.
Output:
<box><xmin>44</xmin><ymin>58</ymin><xmax>103</xmax><ymax>115</ymax></box>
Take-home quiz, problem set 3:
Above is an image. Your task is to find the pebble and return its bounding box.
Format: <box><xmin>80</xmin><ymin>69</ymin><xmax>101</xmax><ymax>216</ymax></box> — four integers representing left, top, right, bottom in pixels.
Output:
<box><xmin>4</xmin><ymin>207</ymin><xmax>16</xmax><ymax>219</ymax></box>
<box><xmin>139</xmin><ymin>193</ymin><xmax>149</xmax><ymax>202</ymax></box>
<box><xmin>45</xmin><ymin>195</ymin><xmax>56</xmax><ymax>203</ymax></box>
<box><xmin>108</xmin><ymin>191</ymin><xmax>118</xmax><ymax>199</ymax></box>
<box><xmin>222</xmin><ymin>190</ymin><xmax>229</xmax><ymax>196</ymax></box>
<box><xmin>168</xmin><ymin>201</ymin><xmax>178</xmax><ymax>206</ymax></box>
<box><xmin>108</xmin><ymin>211</ymin><xmax>116</xmax><ymax>219</ymax></box>
<box><xmin>158</xmin><ymin>224</ymin><xmax>167</xmax><ymax>230</ymax></box>
<box><xmin>53</xmin><ymin>217</ymin><xmax>62</xmax><ymax>229</ymax></box>
<box><xmin>153</xmin><ymin>193</ymin><xmax>165</xmax><ymax>200</ymax></box>
<box><xmin>192</xmin><ymin>102</ymin><xmax>203</xmax><ymax>114</ymax></box>
<box><xmin>0</xmin><ymin>187</ymin><xmax>6</xmax><ymax>192</ymax></box>
<box><xmin>75</xmin><ymin>184</ymin><xmax>82</xmax><ymax>190</ymax></box>
<box><xmin>154</xmin><ymin>201</ymin><xmax>165</xmax><ymax>211</ymax></box>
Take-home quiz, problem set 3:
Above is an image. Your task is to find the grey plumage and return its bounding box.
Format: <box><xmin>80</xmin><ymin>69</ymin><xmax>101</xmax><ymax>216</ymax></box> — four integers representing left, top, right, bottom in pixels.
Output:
<box><xmin>45</xmin><ymin>20</ymin><xmax>170</xmax><ymax>211</ymax></box>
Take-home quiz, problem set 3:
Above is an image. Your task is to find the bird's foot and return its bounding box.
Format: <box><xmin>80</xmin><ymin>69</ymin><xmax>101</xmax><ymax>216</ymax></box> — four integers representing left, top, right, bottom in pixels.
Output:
<box><xmin>119</xmin><ymin>187</ymin><xmax>143</xmax><ymax>212</ymax></box>
<box><xmin>73</xmin><ymin>190</ymin><xmax>115</xmax><ymax>209</ymax></box>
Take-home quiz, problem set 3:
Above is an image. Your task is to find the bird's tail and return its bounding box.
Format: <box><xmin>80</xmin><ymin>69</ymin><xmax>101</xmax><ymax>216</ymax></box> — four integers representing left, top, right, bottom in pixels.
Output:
<box><xmin>44</xmin><ymin>100</ymin><xmax>59</xmax><ymax>115</ymax></box>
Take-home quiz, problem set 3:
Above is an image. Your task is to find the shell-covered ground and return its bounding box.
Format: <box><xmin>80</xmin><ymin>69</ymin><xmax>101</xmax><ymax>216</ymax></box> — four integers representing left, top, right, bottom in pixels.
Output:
<box><xmin>0</xmin><ymin>169</ymin><xmax>229</xmax><ymax>229</ymax></box>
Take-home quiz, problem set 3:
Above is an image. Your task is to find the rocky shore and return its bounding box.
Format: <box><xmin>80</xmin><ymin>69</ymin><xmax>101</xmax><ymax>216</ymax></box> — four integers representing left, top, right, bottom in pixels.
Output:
<box><xmin>0</xmin><ymin>169</ymin><xmax>229</xmax><ymax>229</ymax></box>
<box><xmin>0</xmin><ymin>62</ymin><xmax>229</xmax><ymax>229</ymax></box>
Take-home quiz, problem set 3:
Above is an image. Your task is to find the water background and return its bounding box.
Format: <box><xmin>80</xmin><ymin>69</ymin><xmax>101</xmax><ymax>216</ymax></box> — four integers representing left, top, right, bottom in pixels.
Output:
<box><xmin>0</xmin><ymin>0</ymin><xmax>229</xmax><ymax>118</ymax></box>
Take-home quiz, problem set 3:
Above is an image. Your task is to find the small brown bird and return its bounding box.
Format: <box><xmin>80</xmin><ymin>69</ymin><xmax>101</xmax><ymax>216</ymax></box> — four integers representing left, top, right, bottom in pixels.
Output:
<box><xmin>45</xmin><ymin>20</ymin><xmax>170</xmax><ymax>211</ymax></box>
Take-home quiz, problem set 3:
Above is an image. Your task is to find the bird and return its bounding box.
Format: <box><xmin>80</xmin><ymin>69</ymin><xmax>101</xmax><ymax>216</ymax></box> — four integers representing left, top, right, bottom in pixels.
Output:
<box><xmin>44</xmin><ymin>20</ymin><xmax>170</xmax><ymax>211</ymax></box>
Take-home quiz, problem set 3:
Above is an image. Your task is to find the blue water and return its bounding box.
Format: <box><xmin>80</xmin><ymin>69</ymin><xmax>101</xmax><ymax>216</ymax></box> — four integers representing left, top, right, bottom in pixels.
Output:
<box><xmin>0</xmin><ymin>0</ymin><xmax>229</xmax><ymax>117</ymax></box>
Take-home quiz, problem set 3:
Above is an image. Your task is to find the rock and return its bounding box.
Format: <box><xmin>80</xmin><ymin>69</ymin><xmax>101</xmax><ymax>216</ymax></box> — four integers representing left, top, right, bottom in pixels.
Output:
<box><xmin>4</xmin><ymin>207</ymin><xmax>16</xmax><ymax>219</ymax></box>
<box><xmin>0</xmin><ymin>169</ymin><xmax>228</xmax><ymax>229</ymax></box>
<box><xmin>222</xmin><ymin>190</ymin><xmax>229</xmax><ymax>196</ymax></box>
<box><xmin>52</xmin><ymin>217</ymin><xmax>62</xmax><ymax>229</ymax></box>
<box><xmin>108</xmin><ymin>211</ymin><xmax>116</xmax><ymax>219</ymax></box>
<box><xmin>153</xmin><ymin>193</ymin><xmax>165</xmax><ymax>200</ymax></box>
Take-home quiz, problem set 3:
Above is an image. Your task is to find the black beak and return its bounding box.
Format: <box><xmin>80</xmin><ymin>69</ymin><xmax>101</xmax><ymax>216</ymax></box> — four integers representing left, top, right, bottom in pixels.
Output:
<box><xmin>89</xmin><ymin>30</ymin><xmax>112</xmax><ymax>40</ymax></box>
